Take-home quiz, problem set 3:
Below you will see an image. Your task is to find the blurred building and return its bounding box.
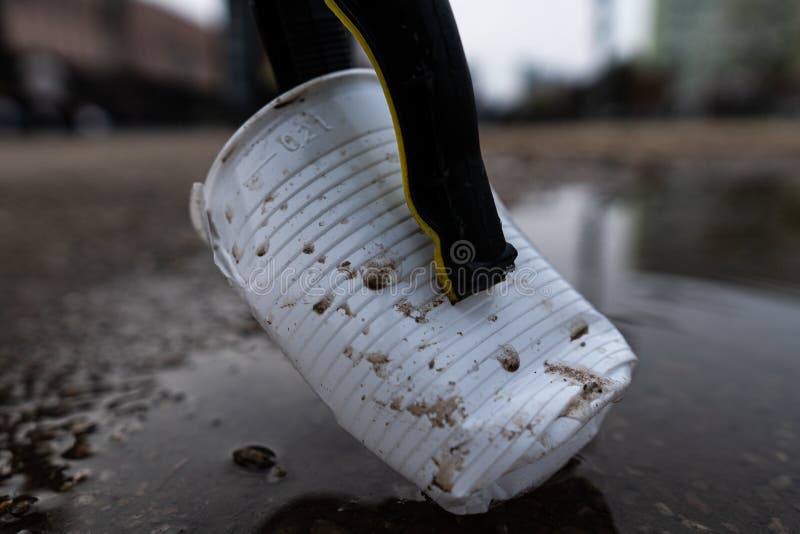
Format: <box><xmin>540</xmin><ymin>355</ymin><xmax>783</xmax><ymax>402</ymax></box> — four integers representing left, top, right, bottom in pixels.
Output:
<box><xmin>0</xmin><ymin>0</ymin><xmax>231</xmax><ymax>130</ymax></box>
<box><xmin>493</xmin><ymin>0</ymin><xmax>800</xmax><ymax>120</ymax></box>
<box><xmin>654</xmin><ymin>0</ymin><xmax>800</xmax><ymax>114</ymax></box>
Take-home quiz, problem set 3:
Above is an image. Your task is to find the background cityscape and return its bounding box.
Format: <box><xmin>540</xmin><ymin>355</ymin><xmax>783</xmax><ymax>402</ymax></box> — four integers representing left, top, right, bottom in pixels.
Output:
<box><xmin>2</xmin><ymin>0</ymin><xmax>800</xmax><ymax>133</ymax></box>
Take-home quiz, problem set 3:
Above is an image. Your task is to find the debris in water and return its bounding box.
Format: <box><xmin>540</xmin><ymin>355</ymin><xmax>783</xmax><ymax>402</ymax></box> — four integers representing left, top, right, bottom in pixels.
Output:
<box><xmin>302</xmin><ymin>242</ymin><xmax>315</xmax><ymax>254</ymax></box>
<box><xmin>62</xmin><ymin>438</ymin><xmax>92</xmax><ymax>460</ymax></box>
<box><xmin>59</xmin><ymin>468</ymin><xmax>91</xmax><ymax>491</ymax></box>
<box><xmin>1</xmin><ymin>495</ymin><xmax>38</xmax><ymax>518</ymax></box>
<box><xmin>0</xmin><ymin>496</ymin><xmax>10</xmax><ymax>515</ymax></box>
<box><xmin>272</xmin><ymin>466</ymin><xmax>288</xmax><ymax>479</ymax></box>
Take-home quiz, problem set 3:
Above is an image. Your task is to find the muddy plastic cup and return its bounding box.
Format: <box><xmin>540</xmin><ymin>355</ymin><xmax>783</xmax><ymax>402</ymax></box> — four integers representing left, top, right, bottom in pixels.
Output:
<box><xmin>191</xmin><ymin>69</ymin><xmax>636</xmax><ymax>514</ymax></box>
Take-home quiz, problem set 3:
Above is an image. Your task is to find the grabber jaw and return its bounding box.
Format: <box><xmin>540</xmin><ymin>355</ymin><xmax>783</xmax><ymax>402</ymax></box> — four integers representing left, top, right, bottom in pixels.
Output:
<box><xmin>325</xmin><ymin>0</ymin><xmax>518</xmax><ymax>303</ymax></box>
<box><xmin>436</xmin><ymin>241</ymin><xmax>519</xmax><ymax>304</ymax></box>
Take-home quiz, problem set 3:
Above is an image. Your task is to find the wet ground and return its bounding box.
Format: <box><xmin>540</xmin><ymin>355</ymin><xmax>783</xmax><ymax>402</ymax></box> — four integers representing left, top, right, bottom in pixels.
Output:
<box><xmin>1</xmin><ymin>122</ymin><xmax>799</xmax><ymax>533</ymax></box>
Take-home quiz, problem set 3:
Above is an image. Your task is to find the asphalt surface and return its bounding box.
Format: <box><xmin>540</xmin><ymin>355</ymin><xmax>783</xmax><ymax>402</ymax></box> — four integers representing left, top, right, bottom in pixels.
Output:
<box><xmin>1</xmin><ymin>122</ymin><xmax>799</xmax><ymax>533</ymax></box>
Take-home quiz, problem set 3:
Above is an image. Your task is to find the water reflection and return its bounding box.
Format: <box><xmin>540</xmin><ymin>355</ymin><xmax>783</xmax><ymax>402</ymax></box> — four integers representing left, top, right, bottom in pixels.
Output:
<box><xmin>509</xmin><ymin>170</ymin><xmax>800</xmax><ymax>302</ymax></box>
<box><xmin>258</xmin><ymin>471</ymin><xmax>617</xmax><ymax>533</ymax></box>
<box><xmin>633</xmin><ymin>173</ymin><xmax>800</xmax><ymax>287</ymax></box>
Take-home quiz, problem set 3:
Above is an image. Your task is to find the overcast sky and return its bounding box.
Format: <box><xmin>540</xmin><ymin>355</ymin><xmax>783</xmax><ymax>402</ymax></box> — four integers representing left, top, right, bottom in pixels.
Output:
<box><xmin>143</xmin><ymin>0</ymin><xmax>654</xmax><ymax>103</ymax></box>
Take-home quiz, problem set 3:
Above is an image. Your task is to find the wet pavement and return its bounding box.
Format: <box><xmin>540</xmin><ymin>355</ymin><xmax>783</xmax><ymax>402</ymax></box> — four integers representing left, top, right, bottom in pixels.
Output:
<box><xmin>1</xmin><ymin>123</ymin><xmax>799</xmax><ymax>533</ymax></box>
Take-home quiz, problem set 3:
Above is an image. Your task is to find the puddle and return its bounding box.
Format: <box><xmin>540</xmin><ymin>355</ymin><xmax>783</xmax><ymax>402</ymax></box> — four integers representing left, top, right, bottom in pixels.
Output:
<box><xmin>506</xmin><ymin>170</ymin><xmax>800</xmax><ymax>533</ymax></box>
<box><xmin>1</xmin><ymin>140</ymin><xmax>799</xmax><ymax>532</ymax></box>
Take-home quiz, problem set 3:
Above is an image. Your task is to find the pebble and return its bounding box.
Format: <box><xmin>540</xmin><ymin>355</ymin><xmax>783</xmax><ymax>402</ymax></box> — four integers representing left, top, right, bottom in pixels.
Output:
<box><xmin>8</xmin><ymin>495</ymin><xmax>38</xmax><ymax>517</ymax></box>
<box><xmin>768</xmin><ymin>517</ymin><xmax>789</xmax><ymax>534</ymax></box>
<box><xmin>232</xmin><ymin>445</ymin><xmax>276</xmax><ymax>470</ymax></box>
<box><xmin>769</xmin><ymin>475</ymin><xmax>792</xmax><ymax>490</ymax></box>
<box><xmin>654</xmin><ymin>501</ymin><xmax>674</xmax><ymax>517</ymax></box>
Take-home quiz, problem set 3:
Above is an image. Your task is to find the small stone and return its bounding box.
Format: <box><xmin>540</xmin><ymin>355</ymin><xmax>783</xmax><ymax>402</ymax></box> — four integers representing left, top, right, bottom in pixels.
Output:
<box><xmin>9</xmin><ymin>495</ymin><xmax>38</xmax><ymax>517</ymax></box>
<box><xmin>769</xmin><ymin>475</ymin><xmax>792</xmax><ymax>490</ymax></box>
<box><xmin>68</xmin><ymin>419</ymin><xmax>97</xmax><ymax>436</ymax></box>
<box><xmin>59</xmin><ymin>468</ymin><xmax>91</xmax><ymax>491</ymax></box>
<box><xmin>272</xmin><ymin>466</ymin><xmax>287</xmax><ymax>479</ymax></box>
<box><xmin>654</xmin><ymin>501</ymin><xmax>674</xmax><ymax>517</ymax></box>
<box><xmin>62</xmin><ymin>438</ymin><xmax>93</xmax><ymax>460</ymax></box>
<box><xmin>233</xmin><ymin>445</ymin><xmax>276</xmax><ymax>470</ymax></box>
<box><xmin>680</xmin><ymin>516</ymin><xmax>711</xmax><ymax>531</ymax></box>
<box><xmin>768</xmin><ymin>517</ymin><xmax>789</xmax><ymax>534</ymax></box>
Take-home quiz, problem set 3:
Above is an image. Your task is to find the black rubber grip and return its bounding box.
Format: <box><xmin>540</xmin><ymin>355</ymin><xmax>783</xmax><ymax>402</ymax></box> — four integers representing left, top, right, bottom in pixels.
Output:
<box><xmin>251</xmin><ymin>0</ymin><xmax>352</xmax><ymax>93</ymax></box>
<box><xmin>327</xmin><ymin>0</ymin><xmax>517</xmax><ymax>302</ymax></box>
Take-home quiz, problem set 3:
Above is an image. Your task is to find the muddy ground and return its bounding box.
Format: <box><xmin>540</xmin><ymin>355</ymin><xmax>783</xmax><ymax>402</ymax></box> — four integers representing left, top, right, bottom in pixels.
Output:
<box><xmin>1</xmin><ymin>121</ymin><xmax>799</xmax><ymax>533</ymax></box>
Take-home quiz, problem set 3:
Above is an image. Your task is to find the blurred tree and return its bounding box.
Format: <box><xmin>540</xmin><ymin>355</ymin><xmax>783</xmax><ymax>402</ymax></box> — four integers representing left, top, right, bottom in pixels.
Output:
<box><xmin>726</xmin><ymin>1</ymin><xmax>800</xmax><ymax>87</ymax></box>
<box><xmin>654</xmin><ymin>0</ymin><xmax>800</xmax><ymax>114</ymax></box>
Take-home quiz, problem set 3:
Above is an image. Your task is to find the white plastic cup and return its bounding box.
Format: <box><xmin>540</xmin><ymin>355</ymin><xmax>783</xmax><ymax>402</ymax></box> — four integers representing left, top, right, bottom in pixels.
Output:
<box><xmin>191</xmin><ymin>69</ymin><xmax>636</xmax><ymax>514</ymax></box>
